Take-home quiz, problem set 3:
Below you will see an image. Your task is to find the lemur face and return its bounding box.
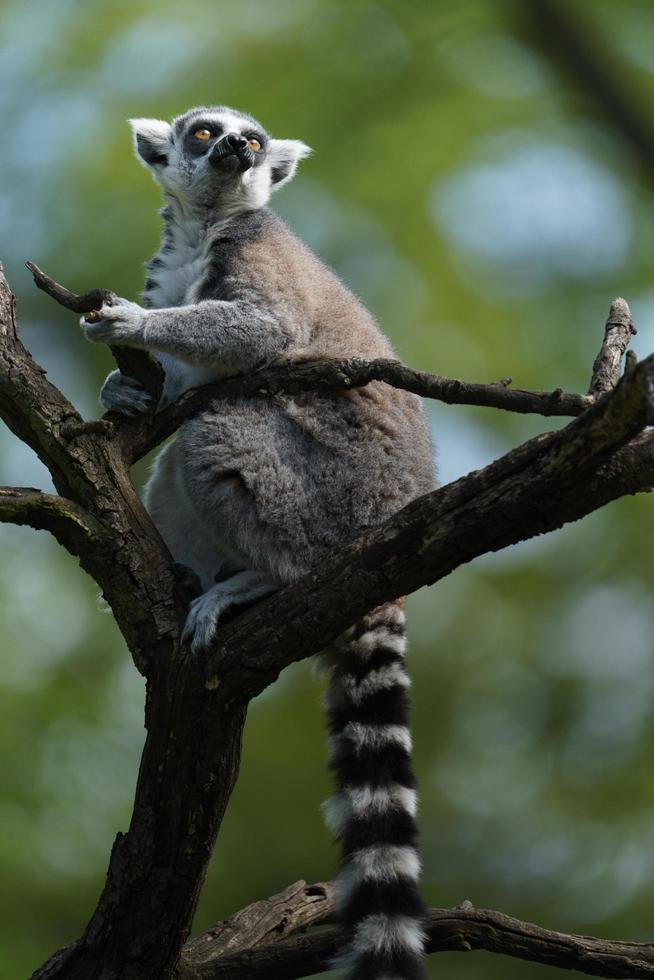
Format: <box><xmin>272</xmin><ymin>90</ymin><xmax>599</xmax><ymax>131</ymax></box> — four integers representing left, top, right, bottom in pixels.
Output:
<box><xmin>129</xmin><ymin>106</ymin><xmax>311</xmax><ymax>212</ymax></box>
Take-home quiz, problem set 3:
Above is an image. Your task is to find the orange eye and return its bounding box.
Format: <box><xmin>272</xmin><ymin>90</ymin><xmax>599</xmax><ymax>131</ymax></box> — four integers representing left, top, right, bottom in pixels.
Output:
<box><xmin>248</xmin><ymin>138</ymin><xmax>262</xmax><ymax>152</ymax></box>
<box><xmin>194</xmin><ymin>128</ymin><xmax>212</xmax><ymax>141</ymax></box>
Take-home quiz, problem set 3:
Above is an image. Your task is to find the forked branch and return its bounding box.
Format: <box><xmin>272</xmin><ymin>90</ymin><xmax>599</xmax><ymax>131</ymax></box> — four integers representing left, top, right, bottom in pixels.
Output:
<box><xmin>2</xmin><ymin>263</ymin><xmax>653</xmax><ymax>979</ymax></box>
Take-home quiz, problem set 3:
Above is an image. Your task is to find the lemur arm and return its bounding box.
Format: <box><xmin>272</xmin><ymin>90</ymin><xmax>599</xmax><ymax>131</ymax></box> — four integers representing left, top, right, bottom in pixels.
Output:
<box><xmin>83</xmin><ymin>296</ymin><xmax>295</xmax><ymax>373</ymax></box>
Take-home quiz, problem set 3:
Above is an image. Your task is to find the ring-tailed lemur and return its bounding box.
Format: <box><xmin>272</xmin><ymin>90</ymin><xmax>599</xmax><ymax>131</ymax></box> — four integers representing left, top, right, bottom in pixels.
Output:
<box><xmin>86</xmin><ymin>106</ymin><xmax>435</xmax><ymax>980</ymax></box>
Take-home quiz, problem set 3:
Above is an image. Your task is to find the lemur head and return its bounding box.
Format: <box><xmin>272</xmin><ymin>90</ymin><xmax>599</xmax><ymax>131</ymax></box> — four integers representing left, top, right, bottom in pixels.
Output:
<box><xmin>128</xmin><ymin>106</ymin><xmax>311</xmax><ymax>214</ymax></box>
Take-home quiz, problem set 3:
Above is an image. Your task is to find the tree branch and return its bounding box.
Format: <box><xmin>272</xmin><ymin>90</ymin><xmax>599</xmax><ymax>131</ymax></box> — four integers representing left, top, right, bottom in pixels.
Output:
<box><xmin>122</xmin><ymin>357</ymin><xmax>594</xmax><ymax>465</ymax></box>
<box><xmin>179</xmin><ymin>880</ymin><xmax>336</xmax><ymax>977</ymax></box>
<box><xmin>25</xmin><ymin>260</ymin><xmax>114</xmax><ymax>317</ymax></box>
<box><xmin>25</xmin><ymin>260</ymin><xmax>164</xmax><ymax>399</ymax></box>
<box><xmin>589</xmin><ymin>297</ymin><xmax>638</xmax><ymax>395</ymax></box>
<box><xmin>7</xmin><ymin>260</ymin><xmax>654</xmax><ymax>979</ymax></box>
<box><xmin>23</xmin><ymin>263</ymin><xmax>601</xmax><ymax>467</ymax></box>
<box><xmin>177</xmin><ymin>884</ymin><xmax>654</xmax><ymax>980</ymax></box>
<box><xmin>0</xmin><ymin>267</ymin><xmax>89</xmax><ymax>491</ymax></box>
<box><xmin>114</xmin><ymin>293</ymin><xmax>631</xmax><ymax>464</ymax></box>
<box><xmin>0</xmin><ymin>486</ymin><xmax>102</xmax><ymax>550</ymax></box>
<box><xmin>134</xmin><ymin>294</ymin><xmax>630</xmax><ymax>464</ymax></box>
<box><xmin>202</xmin><ymin>353</ymin><xmax>654</xmax><ymax>696</ymax></box>
<box><xmin>0</xmin><ymin>265</ymin><xmax>183</xmax><ymax>676</ymax></box>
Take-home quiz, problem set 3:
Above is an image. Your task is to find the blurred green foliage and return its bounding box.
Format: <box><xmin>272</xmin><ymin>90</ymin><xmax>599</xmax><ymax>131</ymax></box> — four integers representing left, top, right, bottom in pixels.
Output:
<box><xmin>2</xmin><ymin>1</ymin><xmax>654</xmax><ymax>977</ymax></box>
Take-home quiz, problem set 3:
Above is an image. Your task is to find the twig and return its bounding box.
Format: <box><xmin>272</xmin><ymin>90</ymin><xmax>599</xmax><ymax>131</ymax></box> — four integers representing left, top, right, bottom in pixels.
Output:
<box><xmin>589</xmin><ymin>297</ymin><xmax>637</xmax><ymax>395</ymax></box>
<box><xmin>25</xmin><ymin>260</ymin><xmax>164</xmax><ymax>401</ymax></box>
<box><xmin>25</xmin><ymin>260</ymin><xmax>114</xmax><ymax>315</ymax></box>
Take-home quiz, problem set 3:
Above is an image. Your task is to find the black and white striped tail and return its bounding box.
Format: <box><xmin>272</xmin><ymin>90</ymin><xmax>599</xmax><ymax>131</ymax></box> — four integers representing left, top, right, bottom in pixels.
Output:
<box><xmin>324</xmin><ymin>602</ymin><xmax>427</xmax><ymax>980</ymax></box>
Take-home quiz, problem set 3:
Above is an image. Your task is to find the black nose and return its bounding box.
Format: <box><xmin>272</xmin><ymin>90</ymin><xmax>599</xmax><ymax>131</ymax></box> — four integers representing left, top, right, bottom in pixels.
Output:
<box><xmin>226</xmin><ymin>133</ymin><xmax>247</xmax><ymax>151</ymax></box>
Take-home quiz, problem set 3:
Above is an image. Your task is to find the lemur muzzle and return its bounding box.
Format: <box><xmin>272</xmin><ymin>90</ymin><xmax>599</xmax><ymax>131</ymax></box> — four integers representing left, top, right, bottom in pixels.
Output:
<box><xmin>209</xmin><ymin>133</ymin><xmax>253</xmax><ymax>172</ymax></box>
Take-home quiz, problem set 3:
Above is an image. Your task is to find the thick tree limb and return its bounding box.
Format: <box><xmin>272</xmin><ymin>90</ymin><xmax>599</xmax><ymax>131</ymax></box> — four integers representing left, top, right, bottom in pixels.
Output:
<box><xmin>0</xmin><ymin>265</ymin><xmax>184</xmax><ymax>673</ymax></box>
<box><xmin>0</xmin><ymin>266</ymin><xmax>84</xmax><ymax>485</ymax></box>
<box><xmin>204</xmin><ymin>353</ymin><xmax>654</xmax><ymax>694</ymax></box>
<box><xmin>178</xmin><ymin>884</ymin><xmax>654</xmax><ymax>980</ymax></box>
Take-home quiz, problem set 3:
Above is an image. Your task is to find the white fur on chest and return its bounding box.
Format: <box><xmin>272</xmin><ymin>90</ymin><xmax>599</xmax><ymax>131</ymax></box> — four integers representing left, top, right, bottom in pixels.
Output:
<box><xmin>157</xmin><ymin>352</ymin><xmax>219</xmax><ymax>406</ymax></box>
<box><xmin>146</xmin><ymin>237</ymin><xmax>211</xmax><ymax>309</ymax></box>
<box><xmin>145</xmin><ymin>214</ymin><xmax>226</xmax><ymax>403</ymax></box>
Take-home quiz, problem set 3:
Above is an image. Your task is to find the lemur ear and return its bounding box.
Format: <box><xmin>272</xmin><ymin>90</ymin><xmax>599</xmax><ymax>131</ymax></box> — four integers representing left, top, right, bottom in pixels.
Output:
<box><xmin>128</xmin><ymin>118</ymin><xmax>172</xmax><ymax>167</ymax></box>
<box><xmin>268</xmin><ymin>139</ymin><xmax>312</xmax><ymax>189</ymax></box>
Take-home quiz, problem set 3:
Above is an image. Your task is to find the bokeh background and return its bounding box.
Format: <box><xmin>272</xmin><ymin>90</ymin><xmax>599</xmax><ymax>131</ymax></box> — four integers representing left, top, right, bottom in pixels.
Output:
<box><xmin>2</xmin><ymin>1</ymin><xmax>654</xmax><ymax>977</ymax></box>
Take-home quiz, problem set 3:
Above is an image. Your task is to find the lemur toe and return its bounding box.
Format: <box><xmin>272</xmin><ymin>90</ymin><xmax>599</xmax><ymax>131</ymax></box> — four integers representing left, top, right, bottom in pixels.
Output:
<box><xmin>181</xmin><ymin>575</ymin><xmax>274</xmax><ymax>653</ymax></box>
<box><xmin>100</xmin><ymin>372</ymin><xmax>154</xmax><ymax>416</ymax></box>
<box><xmin>181</xmin><ymin>591</ymin><xmax>226</xmax><ymax>653</ymax></box>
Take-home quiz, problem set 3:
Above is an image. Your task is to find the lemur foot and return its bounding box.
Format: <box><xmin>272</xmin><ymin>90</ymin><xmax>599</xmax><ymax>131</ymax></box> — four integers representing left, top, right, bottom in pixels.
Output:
<box><xmin>181</xmin><ymin>571</ymin><xmax>277</xmax><ymax>654</ymax></box>
<box><xmin>100</xmin><ymin>369</ymin><xmax>154</xmax><ymax>416</ymax></box>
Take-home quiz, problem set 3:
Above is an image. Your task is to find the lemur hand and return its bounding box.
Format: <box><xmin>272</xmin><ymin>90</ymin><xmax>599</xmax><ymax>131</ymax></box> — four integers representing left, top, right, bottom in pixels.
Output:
<box><xmin>81</xmin><ymin>297</ymin><xmax>147</xmax><ymax>346</ymax></box>
<box><xmin>100</xmin><ymin>369</ymin><xmax>154</xmax><ymax>416</ymax></box>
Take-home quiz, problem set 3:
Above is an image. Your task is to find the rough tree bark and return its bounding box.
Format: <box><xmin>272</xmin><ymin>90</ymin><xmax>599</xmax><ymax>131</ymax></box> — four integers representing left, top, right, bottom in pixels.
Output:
<box><xmin>2</xmin><ymin>264</ymin><xmax>654</xmax><ymax>979</ymax></box>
